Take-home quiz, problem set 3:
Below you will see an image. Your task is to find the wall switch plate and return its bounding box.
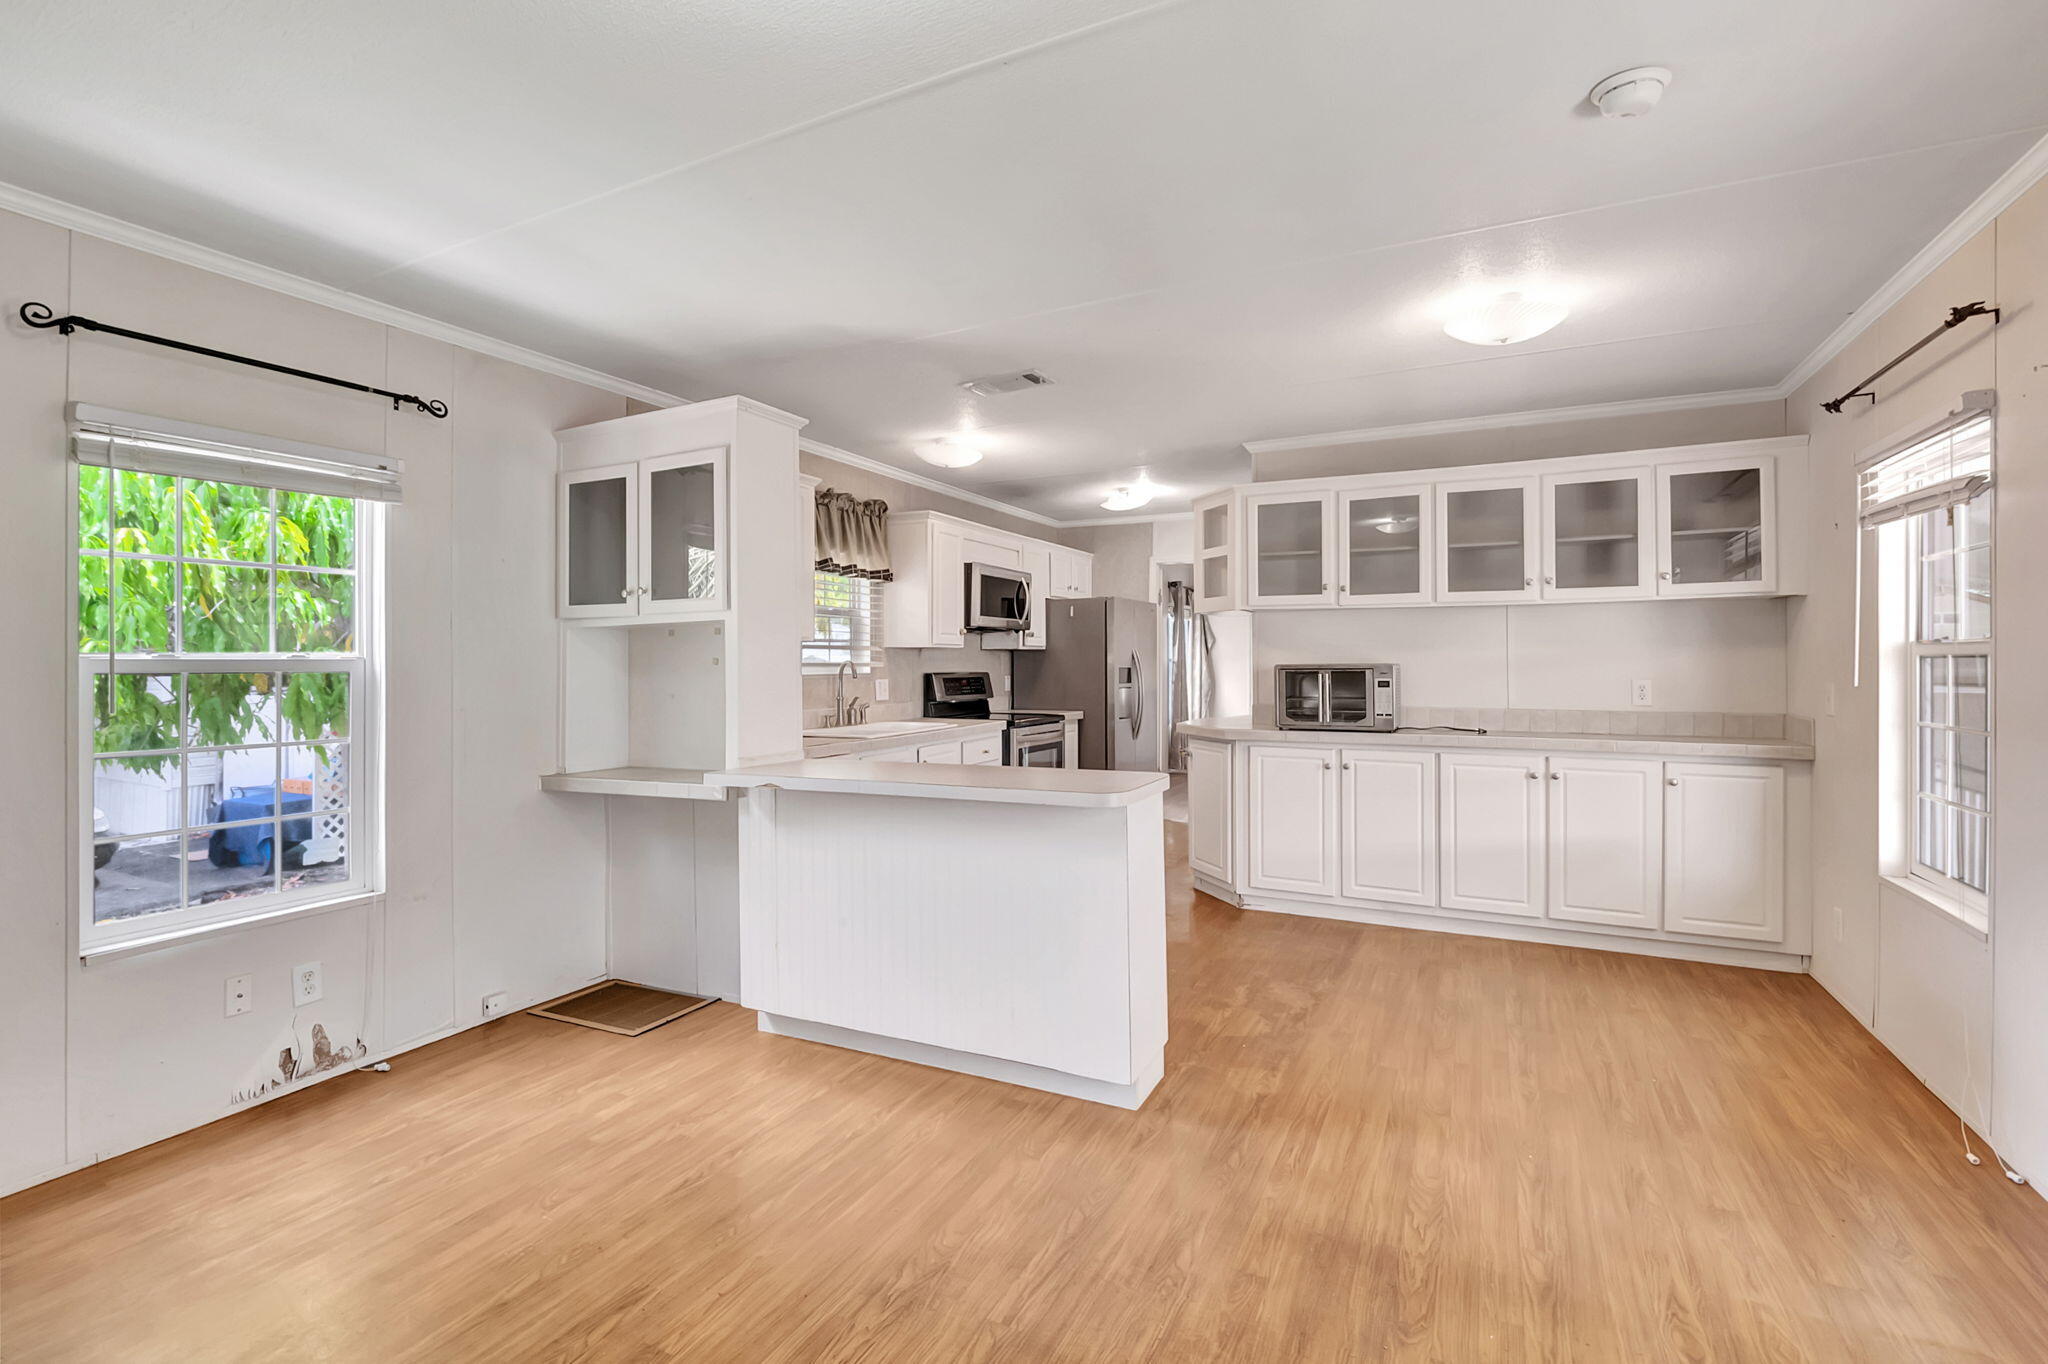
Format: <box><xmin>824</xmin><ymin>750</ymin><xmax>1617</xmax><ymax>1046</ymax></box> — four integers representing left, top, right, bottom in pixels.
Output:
<box><xmin>1825</xmin><ymin>683</ymin><xmax>1838</xmax><ymax>716</ymax></box>
<box><xmin>1631</xmin><ymin>679</ymin><xmax>1653</xmax><ymax>707</ymax></box>
<box><xmin>1833</xmin><ymin>905</ymin><xmax>1845</xmax><ymax>942</ymax></box>
<box><xmin>481</xmin><ymin>991</ymin><xmax>510</xmax><ymax>1020</ymax></box>
<box><xmin>873</xmin><ymin>679</ymin><xmax>890</xmax><ymax>702</ymax></box>
<box><xmin>292</xmin><ymin>961</ymin><xmax>323</xmax><ymax>1006</ymax></box>
<box><xmin>225</xmin><ymin>974</ymin><xmax>253</xmax><ymax>1017</ymax></box>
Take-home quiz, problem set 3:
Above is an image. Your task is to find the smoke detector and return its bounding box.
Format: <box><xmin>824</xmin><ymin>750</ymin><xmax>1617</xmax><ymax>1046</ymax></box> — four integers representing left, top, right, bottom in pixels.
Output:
<box><xmin>1588</xmin><ymin>65</ymin><xmax>1672</xmax><ymax>118</ymax></box>
<box><xmin>959</xmin><ymin>370</ymin><xmax>1054</xmax><ymax>398</ymax></box>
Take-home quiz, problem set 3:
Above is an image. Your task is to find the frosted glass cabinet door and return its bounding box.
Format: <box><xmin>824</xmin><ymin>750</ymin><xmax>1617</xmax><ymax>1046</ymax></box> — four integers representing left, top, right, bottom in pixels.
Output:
<box><xmin>1246</xmin><ymin>492</ymin><xmax>1335</xmax><ymax>606</ymax></box>
<box><xmin>1192</xmin><ymin>490</ymin><xmax>1237</xmax><ymax>612</ymax></box>
<box><xmin>1338</xmin><ymin>487</ymin><xmax>1429</xmax><ymax>604</ymax></box>
<box><xmin>1436</xmin><ymin>480</ymin><xmax>1538</xmax><ymax>602</ymax></box>
<box><xmin>559</xmin><ymin>463</ymin><xmax>638</xmax><ymax>619</ymax></box>
<box><xmin>1543</xmin><ymin>469</ymin><xmax>1653</xmax><ymax>600</ymax></box>
<box><xmin>640</xmin><ymin>447</ymin><xmax>727</xmax><ymax>614</ymax></box>
<box><xmin>1657</xmin><ymin>458</ymin><xmax>1774</xmax><ymax>595</ymax></box>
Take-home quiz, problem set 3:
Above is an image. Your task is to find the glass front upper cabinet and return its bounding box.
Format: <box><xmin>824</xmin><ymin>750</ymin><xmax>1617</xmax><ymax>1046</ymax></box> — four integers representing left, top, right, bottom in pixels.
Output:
<box><xmin>1542</xmin><ymin>469</ymin><xmax>1652</xmax><ymax>600</ymax></box>
<box><xmin>1657</xmin><ymin>458</ymin><xmax>1773</xmax><ymax>595</ymax></box>
<box><xmin>559</xmin><ymin>462</ymin><xmax>638</xmax><ymax>620</ymax></box>
<box><xmin>1338</xmin><ymin>486</ymin><xmax>1430</xmax><ymax>604</ymax></box>
<box><xmin>1191</xmin><ymin>490</ymin><xmax>1237</xmax><ymax>612</ymax></box>
<box><xmin>1435</xmin><ymin>478</ymin><xmax>1538</xmax><ymax>602</ymax></box>
<box><xmin>640</xmin><ymin>447</ymin><xmax>727</xmax><ymax>614</ymax></box>
<box><xmin>1245</xmin><ymin>491</ymin><xmax>1335</xmax><ymax>606</ymax></box>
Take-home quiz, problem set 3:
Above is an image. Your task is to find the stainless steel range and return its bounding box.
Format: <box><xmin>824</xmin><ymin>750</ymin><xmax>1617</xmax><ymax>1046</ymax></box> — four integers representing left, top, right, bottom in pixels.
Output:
<box><xmin>923</xmin><ymin>671</ymin><xmax>1067</xmax><ymax>767</ymax></box>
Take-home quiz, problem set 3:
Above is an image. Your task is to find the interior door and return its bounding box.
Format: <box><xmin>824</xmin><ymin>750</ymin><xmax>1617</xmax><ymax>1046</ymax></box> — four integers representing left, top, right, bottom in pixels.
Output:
<box><xmin>1663</xmin><ymin>762</ymin><xmax>1785</xmax><ymax>939</ymax></box>
<box><xmin>1339</xmin><ymin>749</ymin><xmax>1436</xmax><ymax>905</ymax></box>
<box><xmin>1436</xmin><ymin>479</ymin><xmax>1539</xmax><ymax>603</ymax></box>
<box><xmin>1546</xmin><ymin>758</ymin><xmax>1662</xmax><ymax>928</ymax></box>
<box><xmin>1438</xmin><ymin>753</ymin><xmax>1544</xmax><ymax>915</ymax></box>
<box><xmin>1246</xmin><ymin>744</ymin><xmax>1338</xmax><ymax>897</ymax></box>
<box><xmin>1245</xmin><ymin>491</ymin><xmax>1336</xmax><ymax>606</ymax></box>
<box><xmin>639</xmin><ymin>446</ymin><xmax>726</xmax><ymax>614</ymax></box>
<box><xmin>559</xmin><ymin>462</ymin><xmax>638</xmax><ymax>620</ymax></box>
<box><xmin>1657</xmin><ymin>458</ymin><xmax>1775</xmax><ymax>596</ymax></box>
<box><xmin>1542</xmin><ymin>469</ymin><xmax>1653</xmax><ymax>601</ymax></box>
<box><xmin>1338</xmin><ymin>486</ymin><xmax>1431</xmax><ymax>606</ymax></box>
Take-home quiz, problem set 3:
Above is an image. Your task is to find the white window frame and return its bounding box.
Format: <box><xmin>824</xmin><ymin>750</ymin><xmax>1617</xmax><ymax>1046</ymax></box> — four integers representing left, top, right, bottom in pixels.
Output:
<box><xmin>73</xmin><ymin>460</ymin><xmax>383</xmax><ymax>956</ymax></box>
<box><xmin>802</xmin><ymin>571</ymin><xmax>879</xmax><ymax>675</ymax></box>
<box><xmin>1902</xmin><ymin>500</ymin><xmax>1992</xmax><ymax>915</ymax></box>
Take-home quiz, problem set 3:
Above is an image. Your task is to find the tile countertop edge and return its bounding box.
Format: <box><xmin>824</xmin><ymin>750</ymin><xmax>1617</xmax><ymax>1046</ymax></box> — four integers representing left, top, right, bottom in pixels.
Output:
<box><xmin>1177</xmin><ymin>718</ymin><xmax>1815</xmax><ymax>762</ymax></box>
<box><xmin>709</xmin><ymin>759</ymin><xmax>1171</xmax><ymax>808</ymax></box>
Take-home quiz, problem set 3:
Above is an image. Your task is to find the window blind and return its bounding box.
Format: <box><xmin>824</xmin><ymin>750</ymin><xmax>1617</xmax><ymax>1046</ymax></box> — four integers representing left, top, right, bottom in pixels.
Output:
<box><xmin>1857</xmin><ymin>402</ymin><xmax>1992</xmax><ymax>529</ymax></box>
<box><xmin>69</xmin><ymin>403</ymin><xmax>404</xmax><ymax>503</ymax></box>
<box><xmin>803</xmin><ymin>571</ymin><xmax>883</xmax><ymax>670</ymax></box>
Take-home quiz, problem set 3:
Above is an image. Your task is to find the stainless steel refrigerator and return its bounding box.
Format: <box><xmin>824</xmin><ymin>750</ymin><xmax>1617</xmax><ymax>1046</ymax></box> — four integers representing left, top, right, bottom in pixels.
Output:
<box><xmin>1012</xmin><ymin>596</ymin><xmax>1160</xmax><ymax>771</ymax></box>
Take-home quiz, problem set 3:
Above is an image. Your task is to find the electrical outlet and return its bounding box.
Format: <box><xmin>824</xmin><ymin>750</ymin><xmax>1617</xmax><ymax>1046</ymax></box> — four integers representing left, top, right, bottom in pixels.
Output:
<box><xmin>481</xmin><ymin>991</ymin><xmax>509</xmax><ymax>1020</ymax></box>
<box><xmin>1833</xmin><ymin>905</ymin><xmax>1845</xmax><ymax>942</ymax></box>
<box><xmin>1631</xmin><ymin>679</ymin><xmax>1653</xmax><ymax>707</ymax></box>
<box><xmin>873</xmin><ymin>678</ymin><xmax>890</xmax><ymax>702</ymax></box>
<box><xmin>292</xmin><ymin>961</ymin><xmax>323</xmax><ymax>1006</ymax></box>
<box><xmin>225</xmin><ymin>974</ymin><xmax>253</xmax><ymax>1017</ymax></box>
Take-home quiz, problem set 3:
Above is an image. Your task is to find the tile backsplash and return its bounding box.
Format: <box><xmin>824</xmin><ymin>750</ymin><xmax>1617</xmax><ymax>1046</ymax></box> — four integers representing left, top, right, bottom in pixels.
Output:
<box><xmin>801</xmin><ymin>644</ymin><xmax>1012</xmax><ymax>728</ymax></box>
<box><xmin>1401</xmin><ymin>707</ymin><xmax>1813</xmax><ymax>743</ymax></box>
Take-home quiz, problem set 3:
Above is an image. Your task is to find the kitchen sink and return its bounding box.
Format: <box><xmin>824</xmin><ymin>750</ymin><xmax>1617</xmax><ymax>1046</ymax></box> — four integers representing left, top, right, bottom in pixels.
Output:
<box><xmin>801</xmin><ymin>720</ymin><xmax>953</xmax><ymax>739</ymax></box>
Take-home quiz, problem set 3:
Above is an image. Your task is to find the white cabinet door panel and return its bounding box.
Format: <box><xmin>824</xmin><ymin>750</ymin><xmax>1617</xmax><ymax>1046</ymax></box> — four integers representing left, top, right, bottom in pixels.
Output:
<box><xmin>1663</xmin><ymin>763</ymin><xmax>1785</xmax><ymax>940</ymax></box>
<box><xmin>1245</xmin><ymin>491</ymin><xmax>1336</xmax><ymax>607</ymax></box>
<box><xmin>1439</xmin><ymin>754</ymin><xmax>1544</xmax><ymax>916</ymax></box>
<box><xmin>1246</xmin><ymin>744</ymin><xmax>1337</xmax><ymax>897</ymax></box>
<box><xmin>1546</xmin><ymin>758</ymin><xmax>1662</xmax><ymax>928</ymax></box>
<box><xmin>1339</xmin><ymin>750</ymin><xmax>1436</xmax><ymax>905</ymax></box>
<box><xmin>1186</xmin><ymin>739</ymin><xmax>1232</xmax><ymax>884</ymax></box>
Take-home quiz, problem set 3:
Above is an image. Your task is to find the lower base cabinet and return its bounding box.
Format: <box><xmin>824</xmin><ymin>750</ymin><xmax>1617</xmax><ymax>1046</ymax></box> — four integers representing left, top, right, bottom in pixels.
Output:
<box><xmin>1186</xmin><ymin>739</ymin><xmax>1233</xmax><ymax>883</ymax></box>
<box><xmin>1546</xmin><ymin>757</ymin><xmax>1663</xmax><ymax>929</ymax></box>
<box><xmin>1663</xmin><ymin>762</ymin><xmax>1786</xmax><ymax>940</ymax></box>
<box><xmin>1339</xmin><ymin>750</ymin><xmax>1436</xmax><ymax>906</ymax></box>
<box><xmin>1245</xmin><ymin>745</ymin><xmax>1338</xmax><ymax>897</ymax></box>
<box><xmin>1438</xmin><ymin>753</ymin><xmax>1545</xmax><ymax>917</ymax></box>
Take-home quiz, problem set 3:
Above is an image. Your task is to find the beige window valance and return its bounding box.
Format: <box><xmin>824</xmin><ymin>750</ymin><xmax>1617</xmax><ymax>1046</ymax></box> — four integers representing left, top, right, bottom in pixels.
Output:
<box><xmin>814</xmin><ymin>487</ymin><xmax>893</xmax><ymax>580</ymax></box>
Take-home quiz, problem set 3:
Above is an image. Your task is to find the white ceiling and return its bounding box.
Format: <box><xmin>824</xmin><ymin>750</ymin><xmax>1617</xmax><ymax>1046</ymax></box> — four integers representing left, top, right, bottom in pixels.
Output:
<box><xmin>5</xmin><ymin>0</ymin><xmax>2047</xmax><ymax>517</ymax></box>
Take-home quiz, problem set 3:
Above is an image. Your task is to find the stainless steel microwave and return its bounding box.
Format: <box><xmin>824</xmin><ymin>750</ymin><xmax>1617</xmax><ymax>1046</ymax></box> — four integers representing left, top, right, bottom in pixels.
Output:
<box><xmin>1274</xmin><ymin>664</ymin><xmax>1400</xmax><ymax>731</ymax></box>
<box><xmin>964</xmin><ymin>561</ymin><xmax>1033</xmax><ymax>633</ymax></box>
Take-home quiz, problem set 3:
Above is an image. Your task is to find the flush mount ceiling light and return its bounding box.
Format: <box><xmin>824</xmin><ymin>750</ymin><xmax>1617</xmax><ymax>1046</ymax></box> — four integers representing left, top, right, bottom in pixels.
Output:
<box><xmin>1442</xmin><ymin>292</ymin><xmax>1571</xmax><ymax>346</ymax></box>
<box><xmin>1100</xmin><ymin>478</ymin><xmax>1156</xmax><ymax>512</ymax></box>
<box><xmin>918</xmin><ymin>436</ymin><xmax>984</xmax><ymax>468</ymax></box>
<box><xmin>1588</xmin><ymin>65</ymin><xmax>1672</xmax><ymax>118</ymax></box>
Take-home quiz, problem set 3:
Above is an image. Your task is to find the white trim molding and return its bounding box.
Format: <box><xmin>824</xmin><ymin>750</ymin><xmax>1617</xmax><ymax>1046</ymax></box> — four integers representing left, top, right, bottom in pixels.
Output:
<box><xmin>798</xmin><ymin>437</ymin><xmax>1064</xmax><ymax>527</ymax></box>
<box><xmin>1242</xmin><ymin>387</ymin><xmax>1785</xmax><ymax>455</ymax></box>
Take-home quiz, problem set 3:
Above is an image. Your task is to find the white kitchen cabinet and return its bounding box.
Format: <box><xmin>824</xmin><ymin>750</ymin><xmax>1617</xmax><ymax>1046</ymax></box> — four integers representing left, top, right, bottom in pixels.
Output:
<box><xmin>1663</xmin><ymin>762</ymin><xmax>1785</xmax><ymax>940</ymax></box>
<box><xmin>1436</xmin><ymin>478</ymin><xmax>1539</xmax><ymax>604</ymax></box>
<box><xmin>961</xmin><ymin>733</ymin><xmax>1003</xmax><ymax>766</ymax></box>
<box><xmin>1245</xmin><ymin>744</ymin><xmax>1338</xmax><ymax>897</ymax></box>
<box><xmin>1191</xmin><ymin>489</ymin><xmax>1239</xmax><ymax>612</ymax></box>
<box><xmin>1338</xmin><ymin>749</ymin><xmax>1436</xmax><ymax>905</ymax></box>
<box><xmin>1438</xmin><ymin>753</ymin><xmax>1544</xmax><ymax>916</ymax></box>
<box><xmin>1186</xmin><ymin>738</ymin><xmax>1233</xmax><ymax>883</ymax></box>
<box><xmin>1245</xmin><ymin>490</ymin><xmax>1337</xmax><ymax>607</ymax></box>
<box><xmin>1337</xmin><ymin>486</ymin><xmax>1431</xmax><ymax>606</ymax></box>
<box><xmin>558</xmin><ymin>447</ymin><xmax>727</xmax><ymax>621</ymax></box>
<box><xmin>1656</xmin><ymin>456</ymin><xmax>1775</xmax><ymax>596</ymax></box>
<box><xmin>1019</xmin><ymin>542</ymin><xmax>1053</xmax><ymax>648</ymax></box>
<box><xmin>1545</xmin><ymin>758</ymin><xmax>1662</xmax><ymax>929</ymax></box>
<box><xmin>916</xmin><ymin>740</ymin><xmax>966</xmax><ymax>764</ymax></box>
<box><xmin>1049</xmin><ymin>545</ymin><xmax>1093</xmax><ymax>598</ymax></box>
<box><xmin>1542</xmin><ymin>468</ymin><xmax>1652</xmax><ymax>601</ymax></box>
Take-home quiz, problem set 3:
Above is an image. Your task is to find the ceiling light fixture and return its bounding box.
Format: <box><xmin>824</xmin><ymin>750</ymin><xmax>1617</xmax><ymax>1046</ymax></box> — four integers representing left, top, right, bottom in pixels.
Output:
<box><xmin>1442</xmin><ymin>292</ymin><xmax>1571</xmax><ymax>346</ymax></box>
<box><xmin>1101</xmin><ymin>478</ymin><xmax>1156</xmax><ymax>512</ymax></box>
<box><xmin>918</xmin><ymin>436</ymin><xmax>984</xmax><ymax>468</ymax></box>
<box><xmin>1588</xmin><ymin>65</ymin><xmax>1672</xmax><ymax>118</ymax></box>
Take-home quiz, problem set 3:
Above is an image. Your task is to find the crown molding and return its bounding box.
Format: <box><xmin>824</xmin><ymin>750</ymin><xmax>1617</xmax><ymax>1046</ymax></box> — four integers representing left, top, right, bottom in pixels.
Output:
<box><xmin>0</xmin><ymin>178</ymin><xmax>694</xmax><ymax>411</ymax></box>
<box><xmin>1775</xmin><ymin>127</ymin><xmax>2048</xmax><ymax>400</ymax></box>
<box><xmin>1056</xmin><ymin>511</ymin><xmax>1195</xmax><ymax>528</ymax></box>
<box><xmin>799</xmin><ymin>438</ymin><xmax>1065</xmax><ymax>527</ymax></box>
<box><xmin>1242</xmin><ymin>386</ymin><xmax>1784</xmax><ymax>455</ymax></box>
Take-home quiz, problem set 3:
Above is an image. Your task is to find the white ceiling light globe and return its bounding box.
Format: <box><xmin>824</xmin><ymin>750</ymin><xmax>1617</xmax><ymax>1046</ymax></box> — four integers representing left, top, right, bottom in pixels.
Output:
<box><xmin>918</xmin><ymin>438</ymin><xmax>984</xmax><ymax>468</ymax></box>
<box><xmin>1100</xmin><ymin>481</ymin><xmax>1156</xmax><ymax>511</ymax></box>
<box><xmin>1442</xmin><ymin>292</ymin><xmax>1571</xmax><ymax>346</ymax></box>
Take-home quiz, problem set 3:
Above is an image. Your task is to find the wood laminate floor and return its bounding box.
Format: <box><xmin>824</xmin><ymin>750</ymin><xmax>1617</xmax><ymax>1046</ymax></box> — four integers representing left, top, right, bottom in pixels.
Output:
<box><xmin>5</xmin><ymin>824</ymin><xmax>2047</xmax><ymax>1362</ymax></box>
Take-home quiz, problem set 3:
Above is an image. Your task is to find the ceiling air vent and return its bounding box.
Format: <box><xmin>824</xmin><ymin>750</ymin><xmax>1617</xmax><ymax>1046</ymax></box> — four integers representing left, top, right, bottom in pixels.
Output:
<box><xmin>959</xmin><ymin>370</ymin><xmax>1054</xmax><ymax>397</ymax></box>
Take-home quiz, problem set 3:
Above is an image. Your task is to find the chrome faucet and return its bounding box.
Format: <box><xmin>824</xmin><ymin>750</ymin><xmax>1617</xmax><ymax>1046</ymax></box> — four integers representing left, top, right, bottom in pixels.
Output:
<box><xmin>833</xmin><ymin>660</ymin><xmax>855</xmax><ymax>727</ymax></box>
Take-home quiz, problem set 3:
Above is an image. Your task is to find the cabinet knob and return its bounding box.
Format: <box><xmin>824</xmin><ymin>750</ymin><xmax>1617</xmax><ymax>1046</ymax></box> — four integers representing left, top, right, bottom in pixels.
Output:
<box><xmin>1544</xmin><ymin>576</ymin><xmax>1554</xmax><ymax>585</ymax></box>
<box><xmin>1659</xmin><ymin>570</ymin><xmax>1672</xmax><ymax>580</ymax></box>
<box><xmin>1527</xmin><ymin>770</ymin><xmax>1539</xmax><ymax>780</ymax></box>
<box><xmin>1550</xmin><ymin>771</ymin><xmax>1560</xmax><ymax>780</ymax></box>
<box><xmin>1524</xmin><ymin>577</ymin><xmax>1534</xmax><ymax>587</ymax></box>
<box><xmin>620</xmin><ymin>588</ymin><xmax>631</xmax><ymax>600</ymax></box>
<box><xmin>1667</xmin><ymin>777</ymin><xmax>1679</xmax><ymax>786</ymax></box>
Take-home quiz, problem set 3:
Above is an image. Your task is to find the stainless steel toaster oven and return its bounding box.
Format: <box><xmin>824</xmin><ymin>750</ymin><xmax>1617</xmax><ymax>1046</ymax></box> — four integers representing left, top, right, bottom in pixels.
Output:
<box><xmin>1273</xmin><ymin>664</ymin><xmax>1400</xmax><ymax>731</ymax></box>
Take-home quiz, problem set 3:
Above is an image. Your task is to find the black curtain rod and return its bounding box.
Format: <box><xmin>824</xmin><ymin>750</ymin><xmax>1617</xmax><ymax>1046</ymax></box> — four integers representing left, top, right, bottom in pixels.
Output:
<box><xmin>16</xmin><ymin>301</ymin><xmax>449</xmax><ymax>418</ymax></box>
<box><xmin>1821</xmin><ymin>302</ymin><xmax>1998</xmax><ymax>414</ymax></box>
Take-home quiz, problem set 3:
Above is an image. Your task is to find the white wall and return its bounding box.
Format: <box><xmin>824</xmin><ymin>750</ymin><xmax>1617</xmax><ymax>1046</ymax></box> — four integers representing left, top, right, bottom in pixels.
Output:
<box><xmin>1252</xmin><ymin>599</ymin><xmax>1789</xmax><ymax>715</ymax></box>
<box><xmin>0</xmin><ymin>208</ymin><xmax>622</xmax><ymax>1192</ymax></box>
<box><xmin>1785</xmin><ymin>179</ymin><xmax>2048</xmax><ymax>1178</ymax></box>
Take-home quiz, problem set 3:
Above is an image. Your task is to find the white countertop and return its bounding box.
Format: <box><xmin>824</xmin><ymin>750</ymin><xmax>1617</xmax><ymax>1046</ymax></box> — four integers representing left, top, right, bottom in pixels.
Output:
<box><xmin>710</xmin><ymin>758</ymin><xmax>1170</xmax><ymax>808</ymax></box>
<box><xmin>800</xmin><ymin>717</ymin><xmax>1004</xmax><ymax>759</ymax></box>
<box><xmin>538</xmin><ymin>766</ymin><xmax>725</xmax><ymax>799</ymax></box>
<box><xmin>1179</xmin><ymin>716</ymin><xmax>1815</xmax><ymax>761</ymax></box>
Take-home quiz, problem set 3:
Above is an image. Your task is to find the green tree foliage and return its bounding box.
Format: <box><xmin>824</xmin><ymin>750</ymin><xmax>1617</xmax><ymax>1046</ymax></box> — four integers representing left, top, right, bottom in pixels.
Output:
<box><xmin>81</xmin><ymin>468</ymin><xmax>354</xmax><ymax>775</ymax></box>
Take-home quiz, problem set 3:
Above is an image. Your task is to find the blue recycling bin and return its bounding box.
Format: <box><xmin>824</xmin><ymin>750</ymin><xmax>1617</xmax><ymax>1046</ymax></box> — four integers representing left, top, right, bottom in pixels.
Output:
<box><xmin>209</xmin><ymin>785</ymin><xmax>314</xmax><ymax>869</ymax></box>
